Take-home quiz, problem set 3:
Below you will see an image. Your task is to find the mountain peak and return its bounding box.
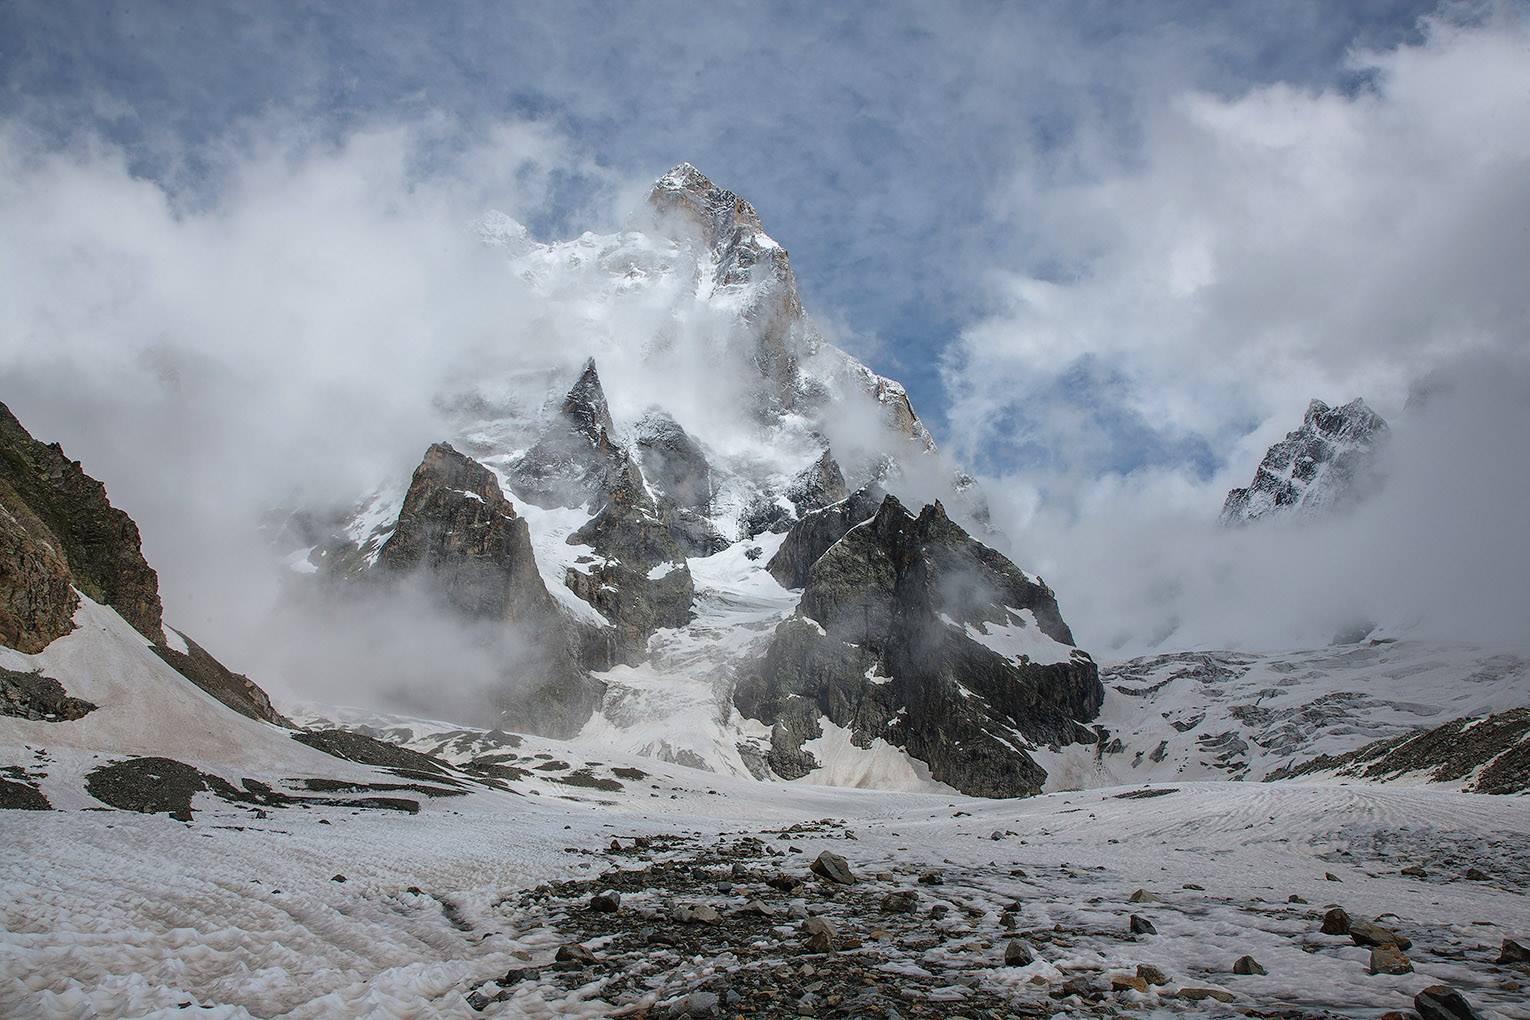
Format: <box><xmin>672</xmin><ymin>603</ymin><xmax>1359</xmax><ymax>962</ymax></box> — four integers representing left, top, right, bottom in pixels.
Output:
<box><xmin>561</xmin><ymin>358</ymin><xmax>615</xmax><ymax>443</ymax></box>
<box><xmin>1221</xmin><ymin>396</ymin><xmax>1389</xmax><ymax>526</ymax></box>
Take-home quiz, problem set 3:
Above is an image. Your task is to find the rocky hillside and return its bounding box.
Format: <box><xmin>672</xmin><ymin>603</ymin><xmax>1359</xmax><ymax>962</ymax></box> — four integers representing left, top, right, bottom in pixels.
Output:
<box><xmin>270</xmin><ymin>165</ymin><xmax>1097</xmax><ymax>796</ymax></box>
<box><xmin>0</xmin><ymin>403</ymin><xmax>287</xmax><ymax>727</ymax></box>
<box><xmin>1220</xmin><ymin>397</ymin><xmax>1388</xmax><ymax>525</ymax></box>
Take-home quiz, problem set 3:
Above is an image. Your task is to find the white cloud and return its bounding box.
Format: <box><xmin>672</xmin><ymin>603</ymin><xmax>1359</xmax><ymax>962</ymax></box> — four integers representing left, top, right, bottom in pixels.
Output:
<box><xmin>948</xmin><ymin>12</ymin><xmax>1530</xmax><ymax>656</ymax></box>
<box><xmin>947</xmin><ymin>11</ymin><xmax>1530</xmax><ymax>466</ymax></box>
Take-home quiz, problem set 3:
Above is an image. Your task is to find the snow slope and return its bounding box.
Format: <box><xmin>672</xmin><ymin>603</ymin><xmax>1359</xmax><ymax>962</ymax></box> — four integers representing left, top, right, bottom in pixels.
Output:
<box><xmin>1035</xmin><ymin>640</ymin><xmax>1529</xmax><ymax>792</ymax></box>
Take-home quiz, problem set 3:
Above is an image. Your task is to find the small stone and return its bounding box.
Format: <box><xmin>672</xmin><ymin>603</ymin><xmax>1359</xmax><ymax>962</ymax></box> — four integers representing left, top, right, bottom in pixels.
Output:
<box><xmin>1414</xmin><ymin>984</ymin><xmax>1484</xmax><ymax>1020</ymax></box>
<box><xmin>881</xmin><ymin>890</ymin><xmax>918</xmax><ymax>914</ymax></box>
<box><xmin>810</xmin><ymin>851</ymin><xmax>857</xmax><ymax>885</ymax></box>
<box><xmin>331</xmin><ymin>874</ymin><xmax>346</xmax><ymax>883</ymax></box>
<box><xmin>588</xmin><ymin>890</ymin><xmax>621</xmax><ymax>913</ymax></box>
<box><xmin>990</xmin><ymin>831</ymin><xmax>1004</xmax><ymax>841</ymax></box>
<box><xmin>1129</xmin><ymin>889</ymin><xmax>1161</xmax><ymax>903</ymax></box>
<box><xmin>1057</xmin><ymin>975</ymin><xmax>1103</xmax><ymax>1000</ymax></box>
<box><xmin>1136</xmin><ymin>964</ymin><xmax>1169</xmax><ymax>986</ymax></box>
<box><xmin>672</xmin><ymin>903</ymin><xmax>720</xmax><ymax>924</ymax></box>
<box><xmin>918</xmin><ymin>869</ymin><xmax>944</xmax><ymax>885</ymax></box>
<box><xmin>803</xmin><ymin>915</ymin><xmax>839</xmax><ymax>940</ymax></box>
<box><xmin>1000</xmin><ymin>911</ymin><xmax>1018</xmax><ymax>929</ymax></box>
<box><xmin>1129</xmin><ymin>914</ymin><xmax>1157</xmax><ymax>935</ymax></box>
<box><xmin>1288</xmin><ymin>894</ymin><xmax>1307</xmax><ymax>903</ymax></box>
<box><xmin>735</xmin><ymin>898</ymin><xmax>774</xmax><ymax>917</ymax></box>
<box><xmin>1464</xmin><ymin>868</ymin><xmax>1490</xmax><ymax>882</ymax></box>
<box><xmin>667</xmin><ymin>990</ymin><xmax>721</xmax><ymax>1017</ymax></box>
<box><xmin>1325</xmin><ymin>872</ymin><xmax>1342</xmax><ymax>882</ymax></box>
<box><xmin>1182</xmin><ymin>883</ymin><xmax>1204</xmax><ymax>890</ymax></box>
<box><xmin>1004</xmin><ymin>940</ymin><xmax>1033</xmax><ymax>966</ymax></box>
<box><xmin>929</xmin><ymin>904</ymin><xmax>950</xmax><ymax>919</ymax></box>
<box><xmin>1401</xmin><ymin>865</ymin><xmax>1428</xmax><ymax>878</ymax></box>
<box><xmin>788</xmin><ymin>901</ymin><xmax>809</xmax><ymax>920</ymax></box>
<box><xmin>1110</xmin><ymin>973</ymin><xmax>1149</xmax><ymax>993</ymax></box>
<box><xmin>555</xmin><ymin>942</ymin><xmax>595</xmax><ymax>964</ymax></box>
<box><xmin>1176</xmin><ymin>988</ymin><xmax>1235</xmax><ymax>1003</ymax></box>
<box><xmin>1369</xmin><ymin>945</ymin><xmax>1413</xmax><ymax>975</ymax></box>
<box><xmin>609</xmin><ymin>839</ymin><xmax>621</xmax><ymax>852</ymax></box>
<box><xmin>1498</xmin><ymin>937</ymin><xmax>1530</xmax><ymax>965</ymax></box>
<box><xmin>1321</xmin><ymin>907</ymin><xmax>1351</xmax><ymax>935</ymax></box>
<box><xmin>1232</xmin><ymin>955</ymin><xmax>1266</xmax><ymax>975</ymax></box>
<box><xmin>1350</xmin><ymin>920</ymin><xmax>1411</xmax><ymax>950</ymax></box>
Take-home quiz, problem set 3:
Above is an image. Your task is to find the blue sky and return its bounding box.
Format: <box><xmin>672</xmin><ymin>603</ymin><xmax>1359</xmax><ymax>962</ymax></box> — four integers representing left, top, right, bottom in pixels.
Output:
<box><xmin>1</xmin><ymin>0</ymin><xmax>1445</xmax><ymax>451</ymax></box>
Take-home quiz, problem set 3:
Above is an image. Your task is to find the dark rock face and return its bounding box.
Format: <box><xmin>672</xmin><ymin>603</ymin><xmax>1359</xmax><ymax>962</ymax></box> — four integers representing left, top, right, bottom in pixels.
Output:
<box><xmin>376</xmin><ymin>442</ymin><xmax>603</xmax><ymax>737</ymax></box>
<box><xmin>292</xmin><ymin>728</ymin><xmax>450</xmax><ymax>775</ymax></box>
<box><xmin>784</xmin><ymin>450</ymin><xmax>848</xmax><ymax>516</ymax></box>
<box><xmin>379</xmin><ymin>443</ymin><xmax>554</xmax><ymax>622</ymax></box>
<box><xmin>1220</xmin><ymin>398</ymin><xmax>1388</xmax><ymax>525</ymax></box>
<box><xmin>152</xmin><ymin>632</ymin><xmax>290</xmax><ymax>727</ymax></box>
<box><xmin>0</xmin><ymin>491</ymin><xmax>78</xmax><ymax>653</ymax></box>
<box><xmin>1269</xmin><ymin>706</ymin><xmax>1530</xmax><ymax>794</ymax></box>
<box><xmin>507</xmin><ymin>358</ymin><xmax>629</xmax><ymax>511</ymax></box>
<box><xmin>634</xmin><ymin>410</ymin><xmax>728</xmax><ymax>557</ymax></box>
<box><xmin>0</xmin><ymin>401</ymin><xmax>163</xmax><ymax>645</ymax></box>
<box><xmin>766</xmin><ymin>484</ymin><xmax>884</xmax><ymax>589</ymax></box>
<box><xmin>0</xmin><ymin>666</ymin><xmax>96</xmax><ymax>721</ymax></box>
<box><xmin>737</xmin><ymin>496</ymin><xmax>1102</xmax><ymax>797</ymax></box>
<box><xmin>566</xmin><ymin>460</ymin><xmax>695</xmax><ymax>661</ymax></box>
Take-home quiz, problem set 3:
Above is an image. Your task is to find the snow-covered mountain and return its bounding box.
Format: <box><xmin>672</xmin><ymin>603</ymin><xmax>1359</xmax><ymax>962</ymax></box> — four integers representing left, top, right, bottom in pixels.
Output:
<box><xmin>270</xmin><ymin>165</ymin><xmax>1097</xmax><ymax>796</ymax></box>
<box><xmin>1220</xmin><ymin>397</ymin><xmax>1388</xmax><ymax>525</ymax></box>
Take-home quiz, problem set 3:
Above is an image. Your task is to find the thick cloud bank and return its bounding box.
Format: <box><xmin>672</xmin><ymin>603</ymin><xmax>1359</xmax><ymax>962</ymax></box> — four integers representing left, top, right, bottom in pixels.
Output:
<box><xmin>950</xmin><ymin>13</ymin><xmax>1530</xmax><ymax>656</ymax></box>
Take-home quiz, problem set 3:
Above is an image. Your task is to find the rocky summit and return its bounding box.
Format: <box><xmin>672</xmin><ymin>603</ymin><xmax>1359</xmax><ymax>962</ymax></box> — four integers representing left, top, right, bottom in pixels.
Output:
<box><xmin>1220</xmin><ymin>397</ymin><xmax>1388</xmax><ymax>525</ymax></box>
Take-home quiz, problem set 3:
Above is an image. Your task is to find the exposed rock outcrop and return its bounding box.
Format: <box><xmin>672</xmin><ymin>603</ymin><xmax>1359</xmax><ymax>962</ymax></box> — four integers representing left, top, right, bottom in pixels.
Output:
<box><xmin>0</xmin><ymin>401</ymin><xmax>162</xmax><ymax>645</ymax></box>
<box><xmin>737</xmin><ymin>495</ymin><xmax>1102</xmax><ymax>797</ymax></box>
<box><xmin>566</xmin><ymin>456</ymin><xmax>695</xmax><ymax>661</ymax></box>
<box><xmin>784</xmin><ymin>450</ymin><xmax>849</xmax><ymax>515</ymax></box>
<box><xmin>634</xmin><ymin>409</ymin><xmax>728</xmax><ymax>556</ymax></box>
<box><xmin>1220</xmin><ymin>398</ymin><xmax>1388</xmax><ymax>525</ymax></box>
<box><xmin>152</xmin><ymin>632</ymin><xmax>291</xmax><ymax>728</ymax></box>
<box><xmin>765</xmin><ymin>484</ymin><xmax>885</xmax><ymax>589</ymax></box>
<box><xmin>375</xmin><ymin>442</ymin><xmax>603</xmax><ymax>737</ymax></box>
<box><xmin>1268</xmin><ymin>706</ymin><xmax>1530</xmax><ymax>794</ymax></box>
<box><xmin>506</xmin><ymin>358</ymin><xmax>629</xmax><ymax>511</ymax></box>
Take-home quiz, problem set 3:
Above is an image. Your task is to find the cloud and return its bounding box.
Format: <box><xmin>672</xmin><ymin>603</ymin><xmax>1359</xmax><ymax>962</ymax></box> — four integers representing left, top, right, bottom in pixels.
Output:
<box><xmin>0</xmin><ymin>114</ymin><xmax>631</xmax><ymax>698</ymax></box>
<box><xmin>947</xmin><ymin>10</ymin><xmax>1530</xmax><ymax>472</ymax></box>
<box><xmin>951</xmin><ymin>11</ymin><xmax>1530</xmax><ymax>655</ymax></box>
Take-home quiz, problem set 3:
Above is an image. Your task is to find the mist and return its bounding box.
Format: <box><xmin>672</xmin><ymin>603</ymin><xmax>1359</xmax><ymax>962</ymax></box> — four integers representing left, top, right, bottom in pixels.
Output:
<box><xmin>985</xmin><ymin>354</ymin><xmax>1530</xmax><ymax>659</ymax></box>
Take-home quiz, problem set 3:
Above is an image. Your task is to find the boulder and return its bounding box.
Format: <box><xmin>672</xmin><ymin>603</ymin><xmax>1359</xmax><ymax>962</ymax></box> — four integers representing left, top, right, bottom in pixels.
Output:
<box><xmin>1414</xmin><ymin>985</ymin><xmax>1483</xmax><ymax>1020</ymax></box>
<box><xmin>1004</xmin><ymin>940</ymin><xmax>1034</xmax><ymax>966</ymax></box>
<box><xmin>1232</xmin><ymin>955</ymin><xmax>1266</xmax><ymax>975</ymax></box>
<box><xmin>810</xmin><ymin>850</ymin><xmax>856</xmax><ymax>885</ymax></box>
<box><xmin>1369</xmin><ymin>945</ymin><xmax>1412</xmax><ymax>975</ymax></box>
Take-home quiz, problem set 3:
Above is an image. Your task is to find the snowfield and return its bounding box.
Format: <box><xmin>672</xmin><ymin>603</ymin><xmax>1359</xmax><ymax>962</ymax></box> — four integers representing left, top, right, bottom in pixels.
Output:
<box><xmin>4</xmin><ymin>771</ymin><xmax>1528</xmax><ymax>1018</ymax></box>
